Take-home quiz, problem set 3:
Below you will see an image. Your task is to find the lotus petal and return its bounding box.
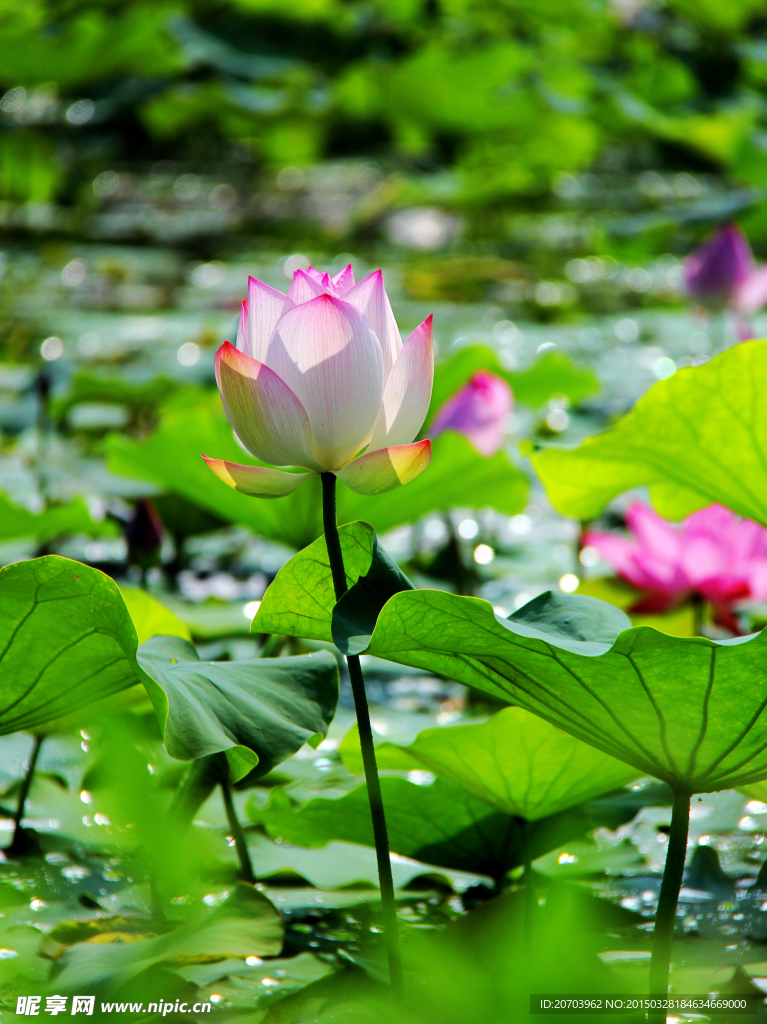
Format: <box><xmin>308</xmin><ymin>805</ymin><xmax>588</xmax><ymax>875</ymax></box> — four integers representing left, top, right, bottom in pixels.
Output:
<box><xmin>336</xmin><ymin>440</ymin><xmax>431</xmax><ymax>494</ymax></box>
<box><xmin>266</xmin><ymin>295</ymin><xmax>384</xmax><ymax>471</ymax></box>
<box><xmin>215</xmin><ymin>342</ymin><xmax>321</xmax><ymax>471</ymax></box>
<box><xmin>368</xmin><ymin>315</ymin><xmax>434</xmax><ymax>450</ymax></box>
<box><xmin>331</xmin><ymin>264</ymin><xmax>354</xmax><ymax>294</ymax></box>
<box><xmin>202</xmin><ymin>456</ymin><xmax>314</xmax><ymax>497</ymax></box>
<box><xmin>288</xmin><ymin>268</ymin><xmax>328</xmax><ymax>304</ymax></box>
<box><xmin>343</xmin><ymin>270</ymin><xmax>401</xmax><ymax>382</ymax></box>
<box><xmin>246</xmin><ymin>277</ymin><xmax>293</xmax><ymax>361</ymax></box>
<box><xmin>236</xmin><ymin>299</ymin><xmax>249</xmax><ymax>353</ymax></box>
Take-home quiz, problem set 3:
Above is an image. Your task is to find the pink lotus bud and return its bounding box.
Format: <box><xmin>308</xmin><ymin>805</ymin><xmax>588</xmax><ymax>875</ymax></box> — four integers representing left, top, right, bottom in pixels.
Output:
<box><xmin>684</xmin><ymin>223</ymin><xmax>754</xmax><ymax>308</ymax></box>
<box><xmin>203</xmin><ymin>266</ymin><xmax>434</xmax><ymax>497</ymax></box>
<box><xmin>585</xmin><ymin>502</ymin><xmax>767</xmax><ymax>616</ymax></box>
<box><xmin>430</xmin><ymin>371</ymin><xmax>513</xmax><ymax>456</ymax></box>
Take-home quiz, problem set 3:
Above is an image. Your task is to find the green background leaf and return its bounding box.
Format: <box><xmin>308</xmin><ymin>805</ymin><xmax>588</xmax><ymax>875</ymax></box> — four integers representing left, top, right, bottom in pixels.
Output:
<box><xmin>118</xmin><ymin>585</ymin><xmax>192</xmax><ymax>644</ymax></box>
<box><xmin>428</xmin><ymin>346</ymin><xmax>600</xmax><ymax>425</ymax></box>
<box><xmin>530</xmin><ymin>339</ymin><xmax>767</xmax><ymax>523</ymax></box>
<box><xmin>339</xmin><ymin>706</ymin><xmax>640</xmax><ymax>819</ymax></box>
<box><xmin>136</xmin><ymin>636</ymin><xmax>339</xmax><ymax>781</ymax></box>
<box><xmin>107</xmin><ymin>396</ymin><xmax>528</xmax><ymax>549</ymax></box>
<box><xmin>247</xmin><ymin>776</ymin><xmax>600</xmax><ymax>880</ymax></box>
<box><xmin>0</xmin><ymin>494</ymin><xmax>117</xmax><ymax>544</ymax></box>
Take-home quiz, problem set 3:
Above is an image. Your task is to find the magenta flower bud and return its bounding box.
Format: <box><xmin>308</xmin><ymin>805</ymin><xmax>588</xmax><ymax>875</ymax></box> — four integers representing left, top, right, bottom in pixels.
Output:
<box><xmin>684</xmin><ymin>223</ymin><xmax>754</xmax><ymax>308</ymax></box>
<box><xmin>430</xmin><ymin>371</ymin><xmax>513</xmax><ymax>456</ymax></box>
<box><xmin>203</xmin><ymin>265</ymin><xmax>434</xmax><ymax>497</ymax></box>
<box><xmin>585</xmin><ymin>502</ymin><xmax>767</xmax><ymax>613</ymax></box>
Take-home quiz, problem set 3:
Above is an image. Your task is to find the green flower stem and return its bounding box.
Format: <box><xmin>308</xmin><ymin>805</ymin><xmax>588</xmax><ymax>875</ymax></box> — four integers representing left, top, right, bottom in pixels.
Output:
<box><xmin>7</xmin><ymin>734</ymin><xmax>44</xmax><ymax>854</ymax></box>
<box><xmin>220</xmin><ymin>769</ymin><xmax>256</xmax><ymax>884</ymax></box>
<box><xmin>321</xmin><ymin>472</ymin><xmax>404</xmax><ymax>999</ymax></box>
<box><xmin>648</xmin><ymin>789</ymin><xmax>690</xmax><ymax>1020</ymax></box>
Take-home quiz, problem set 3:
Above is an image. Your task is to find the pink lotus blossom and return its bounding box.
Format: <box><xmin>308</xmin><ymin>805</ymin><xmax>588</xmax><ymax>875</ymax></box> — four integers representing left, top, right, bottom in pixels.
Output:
<box><xmin>430</xmin><ymin>371</ymin><xmax>513</xmax><ymax>456</ymax></box>
<box><xmin>203</xmin><ymin>265</ymin><xmax>434</xmax><ymax>497</ymax></box>
<box><xmin>585</xmin><ymin>503</ymin><xmax>767</xmax><ymax>624</ymax></box>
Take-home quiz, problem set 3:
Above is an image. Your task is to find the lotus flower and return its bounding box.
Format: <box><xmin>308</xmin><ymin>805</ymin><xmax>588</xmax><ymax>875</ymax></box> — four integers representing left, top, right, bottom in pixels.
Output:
<box><xmin>684</xmin><ymin>223</ymin><xmax>754</xmax><ymax>308</ymax></box>
<box><xmin>203</xmin><ymin>265</ymin><xmax>434</xmax><ymax>497</ymax></box>
<box><xmin>585</xmin><ymin>503</ymin><xmax>767</xmax><ymax>626</ymax></box>
<box><xmin>430</xmin><ymin>370</ymin><xmax>513</xmax><ymax>456</ymax></box>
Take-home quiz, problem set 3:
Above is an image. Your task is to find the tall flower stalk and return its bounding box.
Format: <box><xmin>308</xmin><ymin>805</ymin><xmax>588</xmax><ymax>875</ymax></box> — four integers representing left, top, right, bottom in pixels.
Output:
<box><xmin>322</xmin><ymin>471</ymin><xmax>403</xmax><ymax>995</ymax></box>
<box><xmin>203</xmin><ymin>263</ymin><xmax>434</xmax><ymax>997</ymax></box>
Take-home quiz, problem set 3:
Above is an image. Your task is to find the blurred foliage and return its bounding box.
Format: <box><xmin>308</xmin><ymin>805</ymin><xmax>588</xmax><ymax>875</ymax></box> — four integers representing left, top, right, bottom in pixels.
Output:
<box><xmin>2</xmin><ymin>0</ymin><xmax>767</xmax><ymax>237</ymax></box>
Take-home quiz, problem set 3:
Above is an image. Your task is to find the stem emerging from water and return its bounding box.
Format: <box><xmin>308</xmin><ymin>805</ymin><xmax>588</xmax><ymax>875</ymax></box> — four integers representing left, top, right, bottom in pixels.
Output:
<box><xmin>220</xmin><ymin>769</ymin><xmax>255</xmax><ymax>884</ymax></box>
<box><xmin>7</xmin><ymin>735</ymin><xmax>43</xmax><ymax>856</ymax></box>
<box><xmin>648</xmin><ymin>789</ymin><xmax>690</xmax><ymax>1021</ymax></box>
<box><xmin>321</xmin><ymin>472</ymin><xmax>403</xmax><ymax>999</ymax></box>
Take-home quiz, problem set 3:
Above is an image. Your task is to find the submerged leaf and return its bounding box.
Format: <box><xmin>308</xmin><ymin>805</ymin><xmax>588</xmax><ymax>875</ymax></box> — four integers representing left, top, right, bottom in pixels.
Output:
<box><xmin>136</xmin><ymin>636</ymin><xmax>339</xmax><ymax>781</ymax></box>
<box><xmin>53</xmin><ymin>885</ymin><xmax>283</xmax><ymax>993</ymax></box>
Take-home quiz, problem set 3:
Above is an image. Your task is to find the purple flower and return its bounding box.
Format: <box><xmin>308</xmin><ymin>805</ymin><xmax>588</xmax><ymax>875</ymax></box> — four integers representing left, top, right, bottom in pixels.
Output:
<box><xmin>430</xmin><ymin>371</ymin><xmax>513</xmax><ymax>456</ymax></box>
<box><xmin>684</xmin><ymin>223</ymin><xmax>754</xmax><ymax>308</ymax></box>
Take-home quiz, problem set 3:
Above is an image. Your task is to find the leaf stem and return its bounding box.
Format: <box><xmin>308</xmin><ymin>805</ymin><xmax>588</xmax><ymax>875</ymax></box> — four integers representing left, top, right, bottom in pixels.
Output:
<box><xmin>648</xmin><ymin>789</ymin><xmax>690</xmax><ymax>1020</ymax></box>
<box><xmin>220</xmin><ymin>770</ymin><xmax>256</xmax><ymax>884</ymax></box>
<box><xmin>7</xmin><ymin>734</ymin><xmax>43</xmax><ymax>856</ymax></box>
<box><xmin>321</xmin><ymin>472</ymin><xmax>404</xmax><ymax>999</ymax></box>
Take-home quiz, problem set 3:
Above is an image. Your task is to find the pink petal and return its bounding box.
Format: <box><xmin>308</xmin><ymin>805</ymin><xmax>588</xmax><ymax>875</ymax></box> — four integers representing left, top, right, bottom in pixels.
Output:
<box><xmin>625</xmin><ymin>503</ymin><xmax>682</xmax><ymax>563</ymax></box>
<box><xmin>430</xmin><ymin>369</ymin><xmax>512</xmax><ymax>457</ymax></box>
<box><xmin>368</xmin><ymin>315</ymin><xmax>434</xmax><ymax>450</ymax></box>
<box><xmin>336</xmin><ymin>440</ymin><xmax>431</xmax><ymax>495</ymax></box>
<box><xmin>288</xmin><ymin>268</ymin><xmax>328</xmax><ymax>304</ymax></box>
<box><xmin>306</xmin><ymin>267</ymin><xmax>331</xmax><ymax>288</ymax></box>
<box><xmin>215</xmin><ymin>342</ymin><xmax>321</xmax><ymax>471</ymax></box>
<box><xmin>266</xmin><ymin>295</ymin><xmax>383</xmax><ymax>471</ymax></box>
<box><xmin>734</xmin><ymin>264</ymin><xmax>767</xmax><ymax>315</ymax></box>
<box><xmin>202</xmin><ymin>456</ymin><xmax>313</xmax><ymax>497</ymax></box>
<box><xmin>246</xmin><ymin>277</ymin><xmax>293</xmax><ymax>362</ymax></box>
<box><xmin>343</xmin><ymin>270</ymin><xmax>401</xmax><ymax>382</ymax></box>
<box><xmin>236</xmin><ymin>299</ymin><xmax>249</xmax><ymax>353</ymax></box>
<box><xmin>331</xmin><ymin>264</ymin><xmax>355</xmax><ymax>294</ymax></box>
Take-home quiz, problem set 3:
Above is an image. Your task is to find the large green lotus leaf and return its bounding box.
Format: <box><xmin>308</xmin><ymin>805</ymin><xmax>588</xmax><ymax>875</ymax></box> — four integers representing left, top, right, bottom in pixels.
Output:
<box><xmin>530</xmin><ymin>339</ymin><xmax>767</xmax><ymax>523</ymax></box>
<box><xmin>107</xmin><ymin>395</ymin><xmax>528</xmax><ymax>549</ymax></box>
<box><xmin>252</xmin><ymin>521</ymin><xmax>375</xmax><ymax>642</ymax></box>
<box><xmin>427</xmin><ymin>345</ymin><xmax>600</xmax><ymax>423</ymax></box>
<box><xmin>0</xmin><ymin>493</ymin><xmax>116</xmax><ymax>543</ymax></box>
<box><xmin>0</xmin><ymin>555</ymin><xmax>139</xmax><ymax>734</ymax></box>
<box><xmin>362</xmin><ymin>589</ymin><xmax>767</xmax><ymax>792</ymax></box>
<box><xmin>136</xmin><ymin>636</ymin><xmax>339</xmax><ymax>782</ymax></box>
<box><xmin>338</xmin><ymin>706</ymin><xmax>640</xmax><ymax>819</ymax></box>
<box><xmin>246</xmin><ymin>776</ymin><xmax>603</xmax><ymax>879</ymax></box>
<box><xmin>118</xmin><ymin>585</ymin><xmax>192</xmax><ymax>644</ymax></box>
<box><xmin>53</xmin><ymin>885</ymin><xmax>283</xmax><ymax>993</ymax></box>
